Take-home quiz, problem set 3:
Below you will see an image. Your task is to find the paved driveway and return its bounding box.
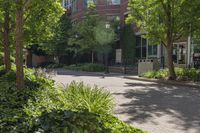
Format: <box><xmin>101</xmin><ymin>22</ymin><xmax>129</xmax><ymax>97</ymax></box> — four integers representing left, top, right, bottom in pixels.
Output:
<box><xmin>51</xmin><ymin>69</ymin><xmax>200</xmax><ymax>133</ymax></box>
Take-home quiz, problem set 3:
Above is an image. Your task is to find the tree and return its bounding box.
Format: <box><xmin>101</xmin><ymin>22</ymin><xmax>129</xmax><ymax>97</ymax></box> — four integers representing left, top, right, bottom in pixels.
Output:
<box><xmin>0</xmin><ymin>1</ymin><xmax>15</xmax><ymax>72</ymax></box>
<box><xmin>69</xmin><ymin>14</ymin><xmax>100</xmax><ymax>63</ymax></box>
<box><xmin>121</xmin><ymin>24</ymin><xmax>136</xmax><ymax>64</ymax></box>
<box><xmin>95</xmin><ymin>21</ymin><xmax>116</xmax><ymax>66</ymax></box>
<box><xmin>127</xmin><ymin>0</ymin><xmax>200</xmax><ymax>79</ymax></box>
<box><xmin>14</xmin><ymin>0</ymin><xmax>63</xmax><ymax>88</ymax></box>
<box><xmin>43</xmin><ymin>12</ymin><xmax>72</xmax><ymax>60</ymax></box>
<box><xmin>15</xmin><ymin>0</ymin><xmax>24</xmax><ymax>88</ymax></box>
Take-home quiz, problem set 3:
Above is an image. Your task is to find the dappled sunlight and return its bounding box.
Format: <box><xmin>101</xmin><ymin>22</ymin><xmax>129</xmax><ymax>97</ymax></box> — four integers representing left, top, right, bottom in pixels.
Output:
<box><xmin>114</xmin><ymin>82</ymin><xmax>200</xmax><ymax>132</ymax></box>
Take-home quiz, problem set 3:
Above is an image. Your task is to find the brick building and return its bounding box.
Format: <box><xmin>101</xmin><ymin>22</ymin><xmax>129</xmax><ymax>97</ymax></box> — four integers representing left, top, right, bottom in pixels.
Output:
<box><xmin>61</xmin><ymin>0</ymin><xmax>200</xmax><ymax>68</ymax></box>
<box><xmin>62</xmin><ymin>0</ymin><xmax>128</xmax><ymax>23</ymax></box>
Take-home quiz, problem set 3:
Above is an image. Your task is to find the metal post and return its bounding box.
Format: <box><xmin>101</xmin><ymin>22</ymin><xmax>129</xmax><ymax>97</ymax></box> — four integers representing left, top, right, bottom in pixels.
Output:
<box><xmin>187</xmin><ymin>34</ymin><xmax>191</xmax><ymax>67</ymax></box>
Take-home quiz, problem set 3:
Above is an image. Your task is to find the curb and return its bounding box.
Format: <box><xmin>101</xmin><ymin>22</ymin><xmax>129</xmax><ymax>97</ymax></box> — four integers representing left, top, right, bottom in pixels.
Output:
<box><xmin>124</xmin><ymin>76</ymin><xmax>200</xmax><ymax>89</ymax></box>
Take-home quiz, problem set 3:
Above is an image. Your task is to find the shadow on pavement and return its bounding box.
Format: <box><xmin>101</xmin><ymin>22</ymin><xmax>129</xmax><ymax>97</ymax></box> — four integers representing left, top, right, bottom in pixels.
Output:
<box><xmin>113</xmin><ymin>82</ymin><xmax>200</xmax><ymax>131</ymax></box>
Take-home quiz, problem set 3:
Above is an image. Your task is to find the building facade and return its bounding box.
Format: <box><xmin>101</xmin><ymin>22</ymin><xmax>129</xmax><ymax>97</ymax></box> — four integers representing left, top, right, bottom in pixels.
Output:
<box><xmin>62</xmin><ymin>0</ymin><xmax>128</xmax><ymax>23</ymax></box>
<box><xmin>61</xmin><ymin>0</ymin><xmax>200</xmax><ymax>68</ymax></box>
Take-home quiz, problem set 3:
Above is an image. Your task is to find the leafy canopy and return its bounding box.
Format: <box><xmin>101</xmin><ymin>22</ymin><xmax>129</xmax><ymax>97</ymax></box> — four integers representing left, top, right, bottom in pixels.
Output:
<box><xmin>127</xmin><ymin>0</ymin><xmax>200</xmax><ymax>45</ymax></box>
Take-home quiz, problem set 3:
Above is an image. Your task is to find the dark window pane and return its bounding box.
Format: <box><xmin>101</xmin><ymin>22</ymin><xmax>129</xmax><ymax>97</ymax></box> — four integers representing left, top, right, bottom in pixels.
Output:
<box><xmin>148</xmin><ymin>45</ymin><xmax>152</xmax><ymax>55</ymax></box>
<box><xmin>153</xmin><ymin>45</ymin><xmax>157</xmax><ymax>55</ymax></box>
<box><xmin>142</xmin><ymin>47</ymin><xmax>146</xmax><ymax>58</ymax></box>
<box><xmin>136</xmin><ymin>36</ymin><xmax>141</xmax><ymax>47</ymax></box>
<box><xmin>136</xmin><ymin>48</ymin><xmax>141</xmax><ymax>58</ymax></box>
<box><xmin>142</xmin><ymin>38</ymin><xmax>146</xmax><ymax>46</ymax></box>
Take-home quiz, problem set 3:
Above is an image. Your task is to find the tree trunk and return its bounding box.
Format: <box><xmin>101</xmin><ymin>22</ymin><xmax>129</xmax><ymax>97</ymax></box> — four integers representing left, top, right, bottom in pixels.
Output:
<box><xmin>3</xmin><ymin>10</ymin><xmax>11</xmax><ymax>72</ymax></box>
<box><xmin>16</xmin><ymin>0</ymin><xmax>24</xmax><ymax>89</ymax></box>
<box><xmin>165</xmin><ymin>3</ymin><xmax>176</xmax><ymax>80</ymax></box>
<box><xmin>166</xmin><ymin>45</ymin><xmax>176</xmax><ymax>80</ymax></box>
<box><xmin>166</xmin><ymin>32</ymin><xmax>176</xmax><ymax>80</ymax></box>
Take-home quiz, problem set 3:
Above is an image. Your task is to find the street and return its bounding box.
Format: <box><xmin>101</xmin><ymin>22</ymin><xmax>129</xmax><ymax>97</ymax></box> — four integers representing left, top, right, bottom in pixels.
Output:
<box><xmin>51</xmin><ymin>69</ymin><xmax>200</xmax><ymax>133</ymax></box>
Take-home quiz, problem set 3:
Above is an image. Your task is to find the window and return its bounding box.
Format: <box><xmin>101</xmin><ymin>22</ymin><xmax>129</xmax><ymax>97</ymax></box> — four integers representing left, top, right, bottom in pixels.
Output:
<box><xmin>62</xmin><ymin>0</ymin><xmax>72</xmax><ymax>8</ymax></box>
<box><xmin>107</xmin><ymin>0</ymin><xmax>120</xmax><ymax>5</ymax></box>
<box><xmin>136</xmin><ymin>36</ymin><xmax>147</xmax><ymax>58</ymax></box>
<box><xmin>148</xmin><ymin>45</ymin><xmax>157</xmax><ymax>57</ymax></box>
<box><xmin>72</xmin><ymin>0</ymin><xmax>78</xmax><ymax>12</ymax></box>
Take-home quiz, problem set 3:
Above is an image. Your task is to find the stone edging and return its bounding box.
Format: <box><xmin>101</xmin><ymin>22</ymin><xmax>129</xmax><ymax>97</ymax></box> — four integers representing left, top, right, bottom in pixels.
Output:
<box><xmin>124</xmin><ymin>76</ymin><xmax>200</xmax><ymax>88</ymax></box>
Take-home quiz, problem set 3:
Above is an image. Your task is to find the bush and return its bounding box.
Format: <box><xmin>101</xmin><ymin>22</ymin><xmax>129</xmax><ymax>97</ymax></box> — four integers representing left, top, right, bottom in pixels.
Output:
<box><xmin>0</xmin><ymin>65</ymin><xmax>6</xmax><ymax>77</ymax></box>
<box><xmin>64</xmin><ymin>82</ymin><xmax>114</xmax><ymax>114</ymax></box>
<box><xmin>0</xmin><ymin>68</ymin><xmax>145</xmax><ymax>133</ymax></box>
<box><xmin>65</xmin><ymin>63</ymin><xmax>105</xmax><ymax>72</ymax></box>
<box><xmin>31</xmin><ymin>110</ymin><xmax>145</xmax><ymax>133</ymax></box>
<box><xmin>39</xmin><ymin>62</ymin><xmax>64</xmax><ymax>69</ymax></box>
<box><xmin>143</xmin><ymin>67</ymin><xmax>200</xmax><ymax>82</ymax></box>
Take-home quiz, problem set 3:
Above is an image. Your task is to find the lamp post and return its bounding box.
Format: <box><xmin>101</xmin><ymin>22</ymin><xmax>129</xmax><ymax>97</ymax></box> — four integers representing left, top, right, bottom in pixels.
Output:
<box><xmin>104</xmin><ymin>23</ymin><xmax>110</xmax><ymax>74</ymax></box>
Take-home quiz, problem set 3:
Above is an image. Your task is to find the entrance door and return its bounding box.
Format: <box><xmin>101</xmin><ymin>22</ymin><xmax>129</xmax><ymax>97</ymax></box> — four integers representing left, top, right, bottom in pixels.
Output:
<box><xmin>173</xmin><ymin>42</ymin><xmax>187</xmax><ymax>64</ymax></box>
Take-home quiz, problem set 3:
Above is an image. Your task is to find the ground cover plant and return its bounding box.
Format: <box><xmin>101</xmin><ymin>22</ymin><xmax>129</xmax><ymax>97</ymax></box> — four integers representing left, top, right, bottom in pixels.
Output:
<box><xmin>0</xmin><ymin>66</ymin><xmax>145</xmax><ymax>133</ymax></box>
<box><xmin>65</xmin><ymin>63</ymin><xmax>105</xmax><ymax>72</ymax></box>
<box><xmin>143</xmin><ymin>68</ymin><xmax>200</xmax><ymax>82</ymax></box>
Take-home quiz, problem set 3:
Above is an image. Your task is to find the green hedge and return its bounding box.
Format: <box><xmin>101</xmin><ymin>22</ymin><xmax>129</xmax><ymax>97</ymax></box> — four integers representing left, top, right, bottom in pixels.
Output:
<box><xmin>143</xmin><ymin>67</ymin><xmax>200</xmax><ymax>82</ymax></box>
<box><xmin>31</xmin><ymin>110</ymin><xmax>145</xmax><ymax>133</ymax></box>
<box><xmin>0</xmin><ymin>67</ymin><xmax>145</xmax><ymax>133</ymax></box>
<box><xmin>65</xmin><ymin>63</ymin><xmax>105</xmax><ymax>72</ymax></box>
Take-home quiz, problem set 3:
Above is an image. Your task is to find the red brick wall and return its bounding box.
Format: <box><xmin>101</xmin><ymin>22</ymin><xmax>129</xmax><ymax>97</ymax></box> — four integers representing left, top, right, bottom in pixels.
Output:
<box><xmin>70</xmin><ymin>0</ymin><xmax>129</xmax><ymax>22</ymax></box>
<box><xmin>120</xmin><ymin>0</ymin><xmax>128</xmax><ymax>24</ymax></box>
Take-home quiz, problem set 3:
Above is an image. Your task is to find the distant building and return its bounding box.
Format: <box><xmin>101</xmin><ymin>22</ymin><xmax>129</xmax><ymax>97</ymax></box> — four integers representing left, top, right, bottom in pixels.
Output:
<box><xmin>61</xmin><ymin>0</ymin><xmax>200</xmax><ymax>69</ymax></box>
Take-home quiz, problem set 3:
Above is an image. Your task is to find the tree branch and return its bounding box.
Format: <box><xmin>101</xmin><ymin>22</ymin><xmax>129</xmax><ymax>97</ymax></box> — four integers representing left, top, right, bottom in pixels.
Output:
<box><xmin>161</xmin><ymin>41</ymin><xmax>167</xmax><ymax>47</ymax></box>
<box><xmin>23</xmin><ymin>0</ymin><xmax>31</xmax><ymax>11</ymax></box>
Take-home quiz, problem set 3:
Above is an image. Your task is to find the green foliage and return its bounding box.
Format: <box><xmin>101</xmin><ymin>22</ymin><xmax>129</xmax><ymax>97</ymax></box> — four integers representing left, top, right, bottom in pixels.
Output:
<box><xmin>0</xmin><ymin>67</ymin><xmax>55</xmax><ymax>132</ymax></box>
<box><xmin>65</xmin><ymin>82</ymin><xmax>114</xmax><ymax>114</ymax></box>
<box><xmin>0</xmin><ymin>65</ymin><xmax>6</xmax><ymax>76</ymax></box>
<box><xmin>65</xmin><ymin>63</ymin><xmax>105</xmax><ymax>72</ymax></box>
<box><xmin>69</xmin><ymin>14</ymin><xmax>116</xmax><ymax>55</ymax></box>
<box><xmin>0</xmin><ymin>52</ymin><xmax>3</xmax><ymax>65</ymax></box>
<box><xmin>143</xmin><ymin>68</ymin><xmax>200</xmax><ymax>82</ymax></box>
<box><xmin>24</xmin><ymin>0</ymin><xmax>64</xmax><ymax>44</ymax></box>
<box><xmin>42</xmin><ymin>13</ymin><xmax>72</xmax><ymax>56</ymax></box>
<box><xmin>0</xmin><ymin>67</ymin><xmax>145</xmax><ymax>133</ymax></box>
<box><xmin>121</xmin><ymin>24</ymin><xmax>136</xmax><ymax>62</ymax></box>
<box><xmin>45</xmin><ymin>63</ymin><xmax>64</xmax><ymax>69</ymax></box>
<box><xmin>143</xmin><ymin>69</ymin><xmax>169</xmax><ymax>79</ymax></box>
<box><xmin>127</xmin><ymin>0</ymin><xmax>200</xmax><ymax>44</ymax></box>
<box><xmin>69</xmin><ymin>14</ymin><xmax>100</xmax><ymax>53</ymax></box>
<box><xmin>94</xmin><ymin>21</ymin><xmax>116</xmax><ymax>54</ymax></box>
<box><xmin>31</xmin><ymin>110</ymin><xmax>145</xmax><ymax>133</ymax></box>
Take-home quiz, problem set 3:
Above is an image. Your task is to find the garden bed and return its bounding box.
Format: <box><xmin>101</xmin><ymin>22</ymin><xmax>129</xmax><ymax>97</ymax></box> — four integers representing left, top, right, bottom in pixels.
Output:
<box><xmin>143</xmin><ymin>68</ymin><xmax>200</xmax><ymax>82</ymax></box>
<box><xmin>0</xmin><ymin>67</ymin><xmax>145</xmax><ymax>133</ymax></box>
<box><xmin>64</xmin><ymin>63</ymin><xmax>105</xmax><ymax>72</ymax></box>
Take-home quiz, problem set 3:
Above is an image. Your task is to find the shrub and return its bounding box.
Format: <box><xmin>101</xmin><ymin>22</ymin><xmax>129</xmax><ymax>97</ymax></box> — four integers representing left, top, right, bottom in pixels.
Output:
<box><xmin>39</xmin><ymin>62</ymin><xmax>64</xmax><ymax>69</ymax></box>
<box><xmin>64</xmin><ymin>82</ymin><xmax>114</xmax><ymax>114</ymax></box>
<box><xmin>0</xmin><ymin>68</ymin><xmax>145</xmax><ymax>133</ymax></box>
<box><xmin>0</xmin><ymin>68</ymin><xmax>56</xmax><ymax>132</ymax></box>
<box><xmin>0</xmin><ymin>65</ymin><xmax>6</xmax><ymax>77</ymax></box>
<box><xmin>65</xmin><ymin>63</ymin><xmax>105</xmax><ymax>72</ymax></box>
<box><xmin>143</xmin><ymin>67</ymin><xmax>200</xmax><ymax>82</ymax></box>
<box><xmin>31</xmin><ymin>110</ymin><xmax>145</xmax><ymax>133</ymax></box>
